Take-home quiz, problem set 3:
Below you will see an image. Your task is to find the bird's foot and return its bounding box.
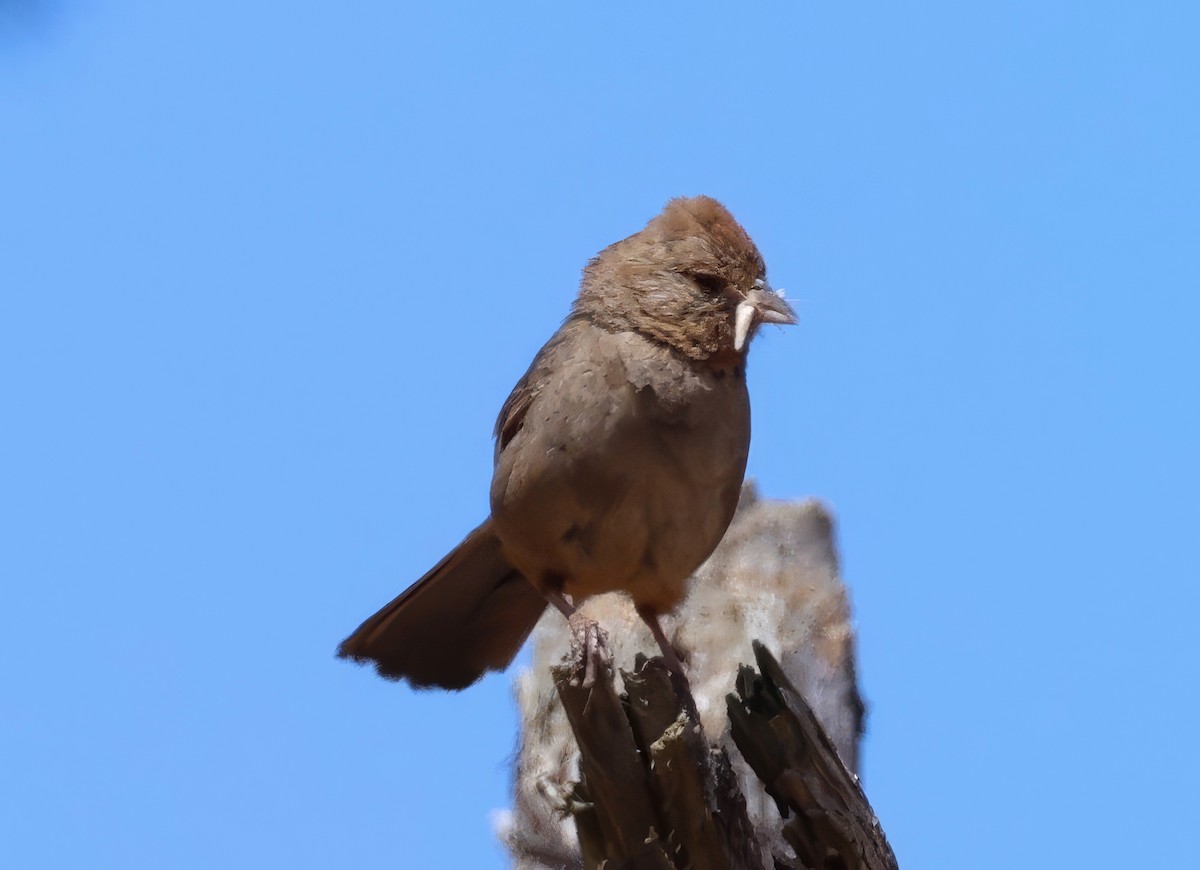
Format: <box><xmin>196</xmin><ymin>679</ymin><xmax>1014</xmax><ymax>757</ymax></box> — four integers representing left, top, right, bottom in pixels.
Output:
<box><xmin>567</xmin><ymin>612</ymin><xmax>608</xmax><ymax>688</ymax></box>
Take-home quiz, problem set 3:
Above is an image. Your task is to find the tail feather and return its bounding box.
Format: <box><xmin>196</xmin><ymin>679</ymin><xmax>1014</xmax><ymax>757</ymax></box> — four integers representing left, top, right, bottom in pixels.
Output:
<box><xmin>337</xmin><ymin>520</ymin><xmax>547</xmax><ymax>690</ymax></box>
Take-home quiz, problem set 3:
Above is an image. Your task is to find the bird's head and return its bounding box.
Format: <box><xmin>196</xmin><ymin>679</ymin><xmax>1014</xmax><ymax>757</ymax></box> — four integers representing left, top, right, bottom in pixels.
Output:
<box><xmin>575</xmin><ymin>196</ymin><xmax>796</xmax><ymax>361</ymax></box>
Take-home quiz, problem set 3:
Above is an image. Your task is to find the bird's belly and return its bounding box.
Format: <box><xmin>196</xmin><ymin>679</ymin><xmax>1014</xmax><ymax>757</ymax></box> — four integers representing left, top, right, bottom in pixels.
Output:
<box><xmin>558</xmin><ymin>445</ymin><xmax>744</xmax><ymax>610</ymax></box>
<box><xmin>491</xmin><ymin>365</ymin><xmax>750</xmax><ymax>612</ymax></box>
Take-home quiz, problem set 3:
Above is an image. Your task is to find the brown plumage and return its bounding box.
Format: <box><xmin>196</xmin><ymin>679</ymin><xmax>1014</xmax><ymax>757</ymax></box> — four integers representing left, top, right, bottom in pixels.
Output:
<box><xmin>337</xmin><ymin>196</ymin><xmax>794</xmax><ymax>689</ymax></box>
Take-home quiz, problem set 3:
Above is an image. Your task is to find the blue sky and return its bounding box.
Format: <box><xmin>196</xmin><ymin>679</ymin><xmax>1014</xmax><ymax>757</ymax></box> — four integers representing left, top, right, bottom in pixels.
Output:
<box><xmin>2</xmin><ymin>3</ymin><xmax>1197</xmax><ymax>867</ymax></box>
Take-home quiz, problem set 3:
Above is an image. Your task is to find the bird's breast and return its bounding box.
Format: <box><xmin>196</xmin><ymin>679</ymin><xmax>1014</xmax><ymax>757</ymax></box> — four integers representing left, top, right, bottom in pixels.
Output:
<box><xmin>490</xmin><ymin>326</ymin><xmax>751</xmax><ymax>612</ymax></box>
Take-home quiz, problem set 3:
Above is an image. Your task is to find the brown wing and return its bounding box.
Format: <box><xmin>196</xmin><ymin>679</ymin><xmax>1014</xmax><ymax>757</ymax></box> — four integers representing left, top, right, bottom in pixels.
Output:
<box><xmin>494</xmin><ymin>320</ymin><xmax>578</xmax><ymax>457</ymax></box>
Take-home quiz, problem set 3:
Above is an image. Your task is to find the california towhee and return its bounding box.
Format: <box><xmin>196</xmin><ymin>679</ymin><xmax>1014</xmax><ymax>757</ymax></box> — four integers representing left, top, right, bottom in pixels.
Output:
<box><xmin>338</xmin><ymin>196</ymin><xmax>794</xmax><ymax>689</ymax></box>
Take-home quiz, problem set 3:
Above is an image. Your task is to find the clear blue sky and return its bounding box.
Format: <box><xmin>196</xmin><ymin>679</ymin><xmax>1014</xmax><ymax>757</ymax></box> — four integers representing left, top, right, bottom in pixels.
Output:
<box><xmin>3</xmin><ymin>3</ymin><xmax>1197</xmax><ymax>867</ymax></box>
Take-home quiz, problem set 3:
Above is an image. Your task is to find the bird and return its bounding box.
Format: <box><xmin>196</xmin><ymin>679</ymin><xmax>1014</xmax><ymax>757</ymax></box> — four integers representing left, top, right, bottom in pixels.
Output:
<box><xmin>337</xmin><ymin>195</ymin><xmax>795</xmax><ymax>689</ymax></box>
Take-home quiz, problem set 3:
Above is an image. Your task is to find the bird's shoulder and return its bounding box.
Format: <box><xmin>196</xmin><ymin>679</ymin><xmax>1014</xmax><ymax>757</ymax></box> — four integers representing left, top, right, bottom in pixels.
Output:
<box><xmin>494</xmin><ymin>316</ymin><xmax>734</xmax><ymax>460</ymax></box>
<box><xmin>494</xmin><ymin>317</ymin><xmax>613</xmax><ymax>454</ymax></box>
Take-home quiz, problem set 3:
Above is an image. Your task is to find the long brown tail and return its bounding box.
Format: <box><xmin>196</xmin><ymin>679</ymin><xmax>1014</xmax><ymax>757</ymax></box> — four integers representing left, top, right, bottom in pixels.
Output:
<box><xmin>337</xmin><ymin>520</ymin><xmax>547</xmax><ymax>690</ymax></box>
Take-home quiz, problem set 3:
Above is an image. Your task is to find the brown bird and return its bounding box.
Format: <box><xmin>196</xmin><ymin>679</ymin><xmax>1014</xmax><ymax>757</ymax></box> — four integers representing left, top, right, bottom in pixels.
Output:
<box><xmin>337</xmin><ymin>196</ymin><xmax>795</xmax><ymax>689</ymax></box>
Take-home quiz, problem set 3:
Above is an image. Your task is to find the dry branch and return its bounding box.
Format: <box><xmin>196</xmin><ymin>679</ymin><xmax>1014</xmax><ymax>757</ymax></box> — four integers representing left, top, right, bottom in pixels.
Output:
<box><xmin>728</xmin><ymin>643</ymin><xmax>897</xmax><ymax>870</ymax></box>
<box><xmin>552</xmin><ymin>622</ymin><xmax>896</xmax><ymax>870</ymax></box>
<box><xmin>553</xmin><ymin>623</ymin><xmax>765</xmax><ymax>869</ymax></box>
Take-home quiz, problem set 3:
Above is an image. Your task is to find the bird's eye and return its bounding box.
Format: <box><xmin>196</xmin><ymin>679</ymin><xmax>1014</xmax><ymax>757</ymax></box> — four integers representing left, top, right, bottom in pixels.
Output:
<box><xmin>689</xmin><ymin>271</ymin><xmax>727</xmax><ymax>296</ymax></box>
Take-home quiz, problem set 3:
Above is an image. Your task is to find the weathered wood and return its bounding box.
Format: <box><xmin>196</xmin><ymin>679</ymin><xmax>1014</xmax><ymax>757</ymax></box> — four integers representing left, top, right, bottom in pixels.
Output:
<box><xmin>553</xmin><ymin>619</ymin><xmax>765</xmax><ymax>869</ymax></box>
<box><xmin>727</xmin><ymin>643</ymin><xmax>898</xmax><ymax>870</ymax></box>
<box><xmin>625</xmin><ymin>661</ymin><xmax>763</xmax><ymax>870</ymax></box>
<box><xmin>552</xmin><ymin>623</ymin><xmax>895</xmax><ymax>869</ymax></box>
<box><xmin>552</xmin><ymin>623</ymin><xmax>667</xmax><ymax>865</ymax></box>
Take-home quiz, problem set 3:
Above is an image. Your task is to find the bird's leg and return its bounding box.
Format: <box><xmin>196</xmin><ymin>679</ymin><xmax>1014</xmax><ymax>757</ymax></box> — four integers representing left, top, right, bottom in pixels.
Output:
<box><xmin>635</xmin><ymin>604</ymin><xmax>700</xmax><ymax>718</ymax></box>
<box><xmin>635</xmin><ymin>604</ymin><xmax>685</xmax><ymax>675</ymax></box>
<box><xmin>546</xmin><ymin>589</ymin><xmax>607</xmax><ymax>687</ymax></box>
<box><xmin>545</xmin><ymin>589</ymin><xmax>576</xmax><ymax>618</ymax></box>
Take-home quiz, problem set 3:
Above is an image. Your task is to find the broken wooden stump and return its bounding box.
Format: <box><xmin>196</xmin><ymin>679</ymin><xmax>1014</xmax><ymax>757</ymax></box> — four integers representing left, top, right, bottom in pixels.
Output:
<box><xmin>728</xmin><ymin>642</ymin><xmax>898</xmax><ymax>870</ymax></box>
<box><xmin>552</xmin><ymin>621</ymin><xmax>896</xmax><ymax>869</ymax></box>
<box><xmin>553</xmin><ymin>621</ymin><xmax>766</xmax><ymax>870</ymax></box>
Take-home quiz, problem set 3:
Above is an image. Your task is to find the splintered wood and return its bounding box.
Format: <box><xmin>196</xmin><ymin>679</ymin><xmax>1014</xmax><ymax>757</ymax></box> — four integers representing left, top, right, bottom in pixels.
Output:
<box><xmin>727</xmin><ymin>643</ymin><xmax>898</xmax><ymax>870</ymax></box>
<box><xmin>552</xmin><ymin>623</ymin><xmax>897</xmax><ymax>870</ymax></box>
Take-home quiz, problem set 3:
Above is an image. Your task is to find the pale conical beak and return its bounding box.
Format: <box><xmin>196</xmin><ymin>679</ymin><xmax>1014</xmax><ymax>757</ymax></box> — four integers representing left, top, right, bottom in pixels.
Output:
<box><xmin>733</xmin><ymin>281</ymin><xmax>797</xmax><ymax>351</ymax></box>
